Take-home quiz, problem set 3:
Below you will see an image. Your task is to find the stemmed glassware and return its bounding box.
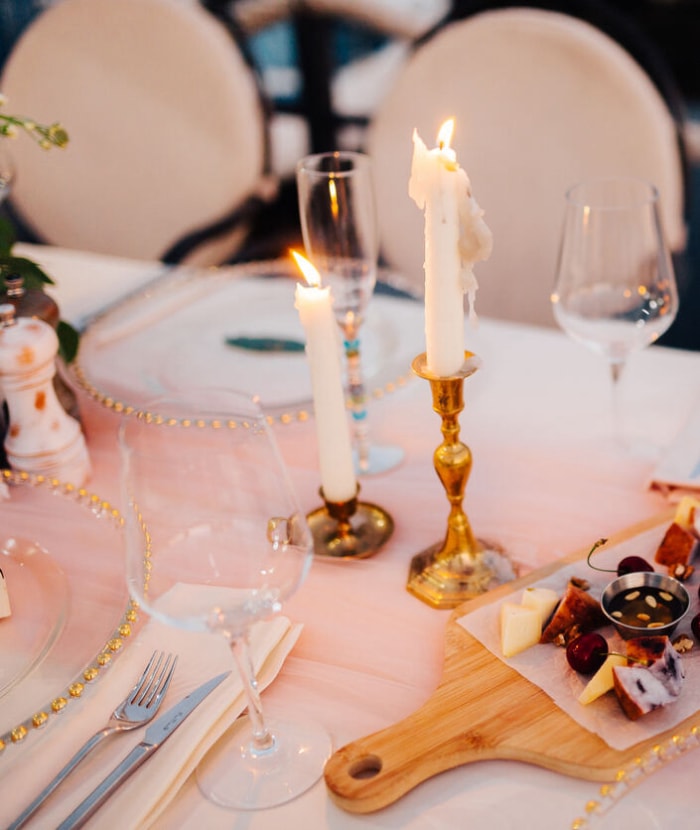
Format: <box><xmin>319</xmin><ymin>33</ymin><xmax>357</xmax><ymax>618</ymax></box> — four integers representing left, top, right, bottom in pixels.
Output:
<box><xmin>296</xmin><ymin>150</ymin><xmax>403</xmax><ymax>475</ymax></box>
<box><xmin>119</xmin><ymin>388</ymin><xmax>331</xmax><ymax>810</ymax></box>
<box><xmin>551</xmin><ymin>177</ymin><xmax>679</xmax><ymax>446</ymax></box>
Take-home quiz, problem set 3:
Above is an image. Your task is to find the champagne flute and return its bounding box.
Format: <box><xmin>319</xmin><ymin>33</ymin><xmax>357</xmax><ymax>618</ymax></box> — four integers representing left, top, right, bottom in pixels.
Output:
<box><xmin>552</xmin><ymin>177</ymin><xmax>678</xmax><ymax>446</ymax></box>
<box><xmin>119</xmin><ymin>388</ymin><xmax>331</xmax><ymax>810</ymax></box>
<box><xmin>296</xmin><ymin>150</ymin><xmax>404</xmax><ymax>475</ymax></box>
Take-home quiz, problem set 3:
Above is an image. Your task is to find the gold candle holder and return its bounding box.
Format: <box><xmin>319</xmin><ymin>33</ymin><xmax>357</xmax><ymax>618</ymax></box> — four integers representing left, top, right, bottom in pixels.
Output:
<box><xmin>408</xmin><ymin>352</ymin><xmax>515</xmax><ymax>608</ymax></box>
<box><xmin>307</xmin><ymin>485</ymin><xmax>394</xmax><ymax>559</ymax></box>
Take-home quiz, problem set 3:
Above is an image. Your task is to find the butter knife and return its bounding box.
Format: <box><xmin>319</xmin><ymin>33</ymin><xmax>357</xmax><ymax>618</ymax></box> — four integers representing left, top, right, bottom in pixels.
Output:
<box><xmin>55</xmin><ymin>671</ymin><xmax>230</xmax><ymax>830</ymax></box>
<box><xmin>225</xmin><ymin>335</ymin><xmax>306</xmax><ymax>353</ymax></box>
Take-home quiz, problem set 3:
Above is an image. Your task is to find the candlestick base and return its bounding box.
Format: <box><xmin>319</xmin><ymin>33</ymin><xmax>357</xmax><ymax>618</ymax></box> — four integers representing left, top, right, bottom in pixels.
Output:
<box><xmin>408</xmin><ymin>352</ymin><xmax>517</xmax><ymax>608</ymax></box>
<box><xmin>307</xmin><ymin>486</ymin><xmax>394</xmax><ymax>559</ymax></box>
<box><xmin>407</xmin><ymin>540</ymin><xmax>516</xmax><ymax>609</ymax></box>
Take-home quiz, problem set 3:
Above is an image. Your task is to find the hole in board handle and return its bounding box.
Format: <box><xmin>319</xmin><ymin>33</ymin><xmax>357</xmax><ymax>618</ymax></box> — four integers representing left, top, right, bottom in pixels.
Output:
<box><xmin>349</xmin><ymin>755</ymin><xmax>383</xmax><ymax>780</ymax></box>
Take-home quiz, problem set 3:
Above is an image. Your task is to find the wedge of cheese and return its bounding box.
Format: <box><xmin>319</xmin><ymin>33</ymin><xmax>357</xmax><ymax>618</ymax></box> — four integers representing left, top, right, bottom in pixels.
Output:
<box><xmin>521</xmin><ymin>586</ymin><xmax>559</xmax><ymax>627</ymax></box>
<box><xmin>674</xmin><ymin>495</ymin><xmax>699</xmax><ymax>530</ymax></box>
<box><xmin>500</xmin><ymin>602</ymin><xmax>541</xmax><ymax>658</ymax></box>
<box><xmin>578</xmin><ymin>653</ymin><xmax>627</xmax><ymax>705</ymax></box>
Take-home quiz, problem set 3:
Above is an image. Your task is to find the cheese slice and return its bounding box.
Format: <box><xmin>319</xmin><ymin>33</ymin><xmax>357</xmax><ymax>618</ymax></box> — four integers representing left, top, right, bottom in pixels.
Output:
<box><xmin>500</xmin><ymin>602</ymin><xmax>541</xmax><ymax>658</ymax></box>
<box><xmin>674</xmin><ymin>495</ymin><xmax>699</xmax><ymax>531</ymax></box>
<box><xmin>578</xmin><ymin>653</ymin><xmax>627</xmax><ymax>705</ymax></box>
<box><xmin>521</xmin><ymin>586</ymin><xmax>559</xmax><ymax>627</ymax></box>
<box><xmin>0</xmin><ymin>567</ymin><xmax>11</xmax><ymax>619</ymax></box>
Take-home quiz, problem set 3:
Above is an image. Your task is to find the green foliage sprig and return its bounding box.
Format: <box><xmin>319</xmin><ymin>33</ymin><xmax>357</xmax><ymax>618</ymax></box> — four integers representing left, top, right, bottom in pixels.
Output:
<box><xmin>0</xmin><ymin>93</ymin><xmax>68</xmax><ymax>149</ymax></box>
<box><xmin>0</xmin><ymin>96</ymin><xmax>77</xmax><ymax>362</ymax></box>
<box><xmin>0</xmin><ymin>216</ymin><xmax>79</xmax><ymax>363</ymax></box>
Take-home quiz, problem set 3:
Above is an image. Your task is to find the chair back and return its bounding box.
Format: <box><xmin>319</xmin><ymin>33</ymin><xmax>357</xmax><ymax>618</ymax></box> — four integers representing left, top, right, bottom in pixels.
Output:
<box><xmin>0</xmin><ymin>0</ymin><xmax>272</xmax><ymax>265</ymax></box>
<box><xmin>367</xmin><ymin>7</ymin><xmax>687</xmax><ymax>326</ymax></box>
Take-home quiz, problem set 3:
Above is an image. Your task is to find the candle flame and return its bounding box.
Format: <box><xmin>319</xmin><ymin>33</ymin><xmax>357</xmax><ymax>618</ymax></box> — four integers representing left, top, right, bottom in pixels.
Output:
<box><xmin>291</xmin><ymin>249</ymin><xmax>321</xmax><ymax>288</ymax></box>
<box><xmin>329</xmin><ymin>177</ymin><xmax>339</xmax><ymax>220</ymax></box>
<box><xmin>437</xmin><ymin>118</ymin><xmax>455</xmax><ymax>150</ymax></box>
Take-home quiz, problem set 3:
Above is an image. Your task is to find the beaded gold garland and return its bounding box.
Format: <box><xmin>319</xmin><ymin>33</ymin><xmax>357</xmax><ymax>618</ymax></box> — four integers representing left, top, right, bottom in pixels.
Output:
<box><xmin>0</xmin><ymin>469</ymin><xmax>141</xmax><ymax>753</ymax></box>
<box><xmin>69</xmin><ymin>259</ymin><xmax>412</xmax><ymax>426</ymax></box>
<box><xmin>571</xmin><ymin>726</ymin><xmax>700</xmax><ymax>827</ymax></box>
<box><xmin>72</xmin><ymin>361</ymin><xmax>408</xmax><ymax>428</ymax></box>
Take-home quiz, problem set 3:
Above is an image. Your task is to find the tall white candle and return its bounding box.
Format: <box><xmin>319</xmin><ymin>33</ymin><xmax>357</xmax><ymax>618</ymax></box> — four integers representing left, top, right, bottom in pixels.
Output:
<box><xmin>409</xmin><ymin>119</ymin><xmax>493</xmax><ymax>376</ymax></box>
<box><xmin>292</xmin><ymin>251</ymin><xmax>357</xmax><ymax>503</ymax></box>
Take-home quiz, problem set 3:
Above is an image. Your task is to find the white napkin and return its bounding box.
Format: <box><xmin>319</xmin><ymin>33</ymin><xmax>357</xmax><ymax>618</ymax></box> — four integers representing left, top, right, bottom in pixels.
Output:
<box><xmin>459</xmin><ymin>524</ymin><xmax>700</xmax><ymax>752</ymax></box>
<box><xmin>0</xmin><ymin>584</ymin><xmax>301</xmax><ymax>829</ymax></box>
<box><xmin>650</xmin><ymin>399</ymin><xmax>700</xmax><ymax>500</ymax></box>
<box><xmin>14</xmin><ymin>242</ymin><xmax>169</xmax><ymax>330</ymax></box>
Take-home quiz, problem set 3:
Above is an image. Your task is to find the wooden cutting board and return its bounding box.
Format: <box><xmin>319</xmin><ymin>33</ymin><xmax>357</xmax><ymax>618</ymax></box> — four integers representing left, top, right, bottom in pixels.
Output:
<box><xmin>324</xmin><ymin>510</ymin><xmax>698</xmax><ymax>813</ymax></box>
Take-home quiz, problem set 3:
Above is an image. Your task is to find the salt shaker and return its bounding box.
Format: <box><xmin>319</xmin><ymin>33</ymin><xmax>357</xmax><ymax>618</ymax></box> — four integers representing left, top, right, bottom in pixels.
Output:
<box><xmin>0</xmin><ymin>304</ymin><xmax>90</xmax><ymax>484</ymax></box>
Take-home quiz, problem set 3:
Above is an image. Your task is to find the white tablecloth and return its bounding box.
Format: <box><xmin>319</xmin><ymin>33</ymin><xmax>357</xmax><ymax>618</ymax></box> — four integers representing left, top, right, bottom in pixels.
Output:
<box><xmin>3</xmin><ymin>246</ymin><xmax>700</xmax><ymax>829</ymax></box>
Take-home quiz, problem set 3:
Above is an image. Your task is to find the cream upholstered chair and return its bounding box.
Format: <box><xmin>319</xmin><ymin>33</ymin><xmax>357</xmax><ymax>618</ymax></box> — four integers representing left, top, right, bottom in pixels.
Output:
<box><xmin>366</xmin><ymin>7</ymin><xmax>688</xmax><ymax>327</ymax></box>
<box><xmin>0</xmin><ymin>0</ymin><xmax>276</xmax><ymax>266</ymax></box>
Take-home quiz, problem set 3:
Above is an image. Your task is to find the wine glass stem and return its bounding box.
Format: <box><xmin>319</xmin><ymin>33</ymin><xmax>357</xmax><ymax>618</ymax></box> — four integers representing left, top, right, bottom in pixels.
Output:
<box><xmin>231</xmin><ymin>632</ymin><xmax>275</xmax><ymax>754</ymax></box>
<box><xmin>342</xmin><ymin>328</ymin><xmax>371</xmax><ymax>473</ymax></box>
<box><xmin>610</xmin><ymin>359</ymin><xmax>625</xmax><ymax>446</ymax></box>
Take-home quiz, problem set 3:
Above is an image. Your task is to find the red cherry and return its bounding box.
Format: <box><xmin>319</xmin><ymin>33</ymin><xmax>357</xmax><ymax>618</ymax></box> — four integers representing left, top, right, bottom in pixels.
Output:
<box><xmin>691</xmin><ymin>613</ymin><xmax>700</xmax><ymax>641</ymax></box>
<box><xmin>566</xmin><ymin>632</ymin><xmax>608</xmax><ymax>675</ymax></box>
<box><xmin>616</xmin><ymin>556</ymin><xmax>655</xmax><ymax>576</ymax></box>
<box><xmin>586</xmin><ymin>539</ymin><xmax>654</xmax><ymax>576</ymax></box>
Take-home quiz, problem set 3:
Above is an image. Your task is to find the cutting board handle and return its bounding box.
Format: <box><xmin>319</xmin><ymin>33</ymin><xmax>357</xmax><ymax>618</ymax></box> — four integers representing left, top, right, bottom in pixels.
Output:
<box><xmin>323</xmin><ymin>690</ymin><xmax>492</xmax><ymax>814</ymax></box>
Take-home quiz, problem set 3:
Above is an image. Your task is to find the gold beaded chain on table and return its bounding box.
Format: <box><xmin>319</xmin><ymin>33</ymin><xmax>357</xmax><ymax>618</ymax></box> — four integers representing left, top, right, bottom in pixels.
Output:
<box><xmin>571</xmin><ymin>725</ymin><xmax>700</xmax><ymax>828</ymax></box>
<box><xmin>0</xmin><ymin>469</ymin><xmax>140</xmax><ymax>754</ymax></box>
<box><xmin>71</xmin><ymin>364</ymin><xmax>410</xmax><ymax>427</ymax></box>
<box><xmin>69</xmin><ymin>258</ymin><xmax>413</xmax><ymax>427</ymax></box>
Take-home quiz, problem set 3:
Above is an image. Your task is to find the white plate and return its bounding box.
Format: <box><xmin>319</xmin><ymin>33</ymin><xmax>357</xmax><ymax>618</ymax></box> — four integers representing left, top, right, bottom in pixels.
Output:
<box><xmin>72</xmin><ymin>260</ymin><xmax>424</xmax><ymax>419</ymax></box>
<box><xmin>0</xmin><ymin>537</ymin><xmax>68</xmax><ymax>699</ymax></box>
<box><xmin>0</xmin><ymin>472</ymin><xmax>139</xmax><ymax>747</ymax></box>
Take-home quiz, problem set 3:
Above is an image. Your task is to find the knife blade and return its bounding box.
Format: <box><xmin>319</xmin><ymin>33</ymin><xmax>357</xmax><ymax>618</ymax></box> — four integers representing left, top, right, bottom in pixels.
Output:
<box><xmin>55</xmin><ymin>670</ymin><xmax>230</xmax><ymax>830</ymax></box>
<box><xmin>224</xmin><ymin>335</ymin><xmax>306</xmax><ymax>353</ymax></box>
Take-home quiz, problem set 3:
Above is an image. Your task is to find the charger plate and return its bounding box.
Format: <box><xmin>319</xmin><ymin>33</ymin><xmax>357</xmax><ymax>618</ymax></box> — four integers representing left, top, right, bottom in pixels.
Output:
<box><xmin>325</xmin><ymin>510</ymin><xmax>700</xmax><ymax>813</ymax></box>
<box><xmin>71</xmin><ymin>260</ymin><xmax>423</xmax><ymax>422</ymax></box>
<box><xmin>0</xmin><ymin>471</ymin><xmax>139</xmax><ymax>752</ymax></box>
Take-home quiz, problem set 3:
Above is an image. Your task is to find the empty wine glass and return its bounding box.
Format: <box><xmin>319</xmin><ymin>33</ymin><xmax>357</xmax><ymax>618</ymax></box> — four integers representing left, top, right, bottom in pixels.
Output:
<box><xmin>119</xmin><ymin>388</ymin><xmax>331</xmax><ymax>810</ymax></box>
<box><xmin>296</xmin><ymin>150</ymin><xmax>403</xmax><ymax>475</ymax></box>
<box><xmin>552</xmin><ymin>177</ymin><xmax>678</xmax><ymax>446</ymax></box>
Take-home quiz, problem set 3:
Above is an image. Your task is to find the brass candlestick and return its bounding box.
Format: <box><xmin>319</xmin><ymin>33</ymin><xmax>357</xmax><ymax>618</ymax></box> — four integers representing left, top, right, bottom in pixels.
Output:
<box><xmin>408</xmin><ymin>352</ymin><xmax>515</xmax><ymax>608</ymax></box>
<box><xmin>307</xmin><ymin>485</ymin><xmax>394</xmax><ymax>559</ymax></box>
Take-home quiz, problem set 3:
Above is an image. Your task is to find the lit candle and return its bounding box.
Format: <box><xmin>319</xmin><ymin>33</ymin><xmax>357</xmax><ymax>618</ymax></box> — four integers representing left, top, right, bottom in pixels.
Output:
<box><xmin>292</xmin><ymin>250</ymin><xmax>357</xmax><ymax>503</ymax></box>
<box><xmin>409</xmin><ymin>119</ymin><xmax>493</xmax><ymax>376</ymax></box>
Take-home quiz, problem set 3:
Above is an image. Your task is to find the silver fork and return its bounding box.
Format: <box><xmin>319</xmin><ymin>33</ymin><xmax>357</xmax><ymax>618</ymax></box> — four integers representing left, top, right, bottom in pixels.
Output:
<box><xmin>9</xmin><ymin>650</ymin><xmax>177</xmax><ymax>830</ymax></box>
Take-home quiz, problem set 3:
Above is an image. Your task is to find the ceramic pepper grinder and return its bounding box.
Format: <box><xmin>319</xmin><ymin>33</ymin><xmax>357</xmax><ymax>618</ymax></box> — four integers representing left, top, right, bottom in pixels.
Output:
<box><xmin>0</xmin><ymin>273</ymin><xmax>80</xmax><ymax>420</ymax></box>
<box><xmin>0</xmin><ymin>304</ymin><xmax>90</xmax><ymax>485</ymax></box>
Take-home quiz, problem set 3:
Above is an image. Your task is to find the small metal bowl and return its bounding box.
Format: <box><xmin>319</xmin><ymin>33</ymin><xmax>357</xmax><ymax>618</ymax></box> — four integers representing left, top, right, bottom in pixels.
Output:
<box><xmin>600</xmin><ymin>571</ymin><xmax>690</xmax><ymax>640</ymax></box>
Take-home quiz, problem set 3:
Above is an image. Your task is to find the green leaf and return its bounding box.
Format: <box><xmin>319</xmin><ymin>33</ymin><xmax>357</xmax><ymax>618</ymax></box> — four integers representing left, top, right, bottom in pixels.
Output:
<box><xmin>0</xmin><ymin>255</ymin><xmax>55</xmax><ymax>288</ymax></box>
<box><xmin>57</xmin><ymin>319</ymin><xmax>80</xmax><ymax>364</ymax></box>
<box><xmin>0</xmin><ymin>217</ymin><xmax>16</xmax><ymax>256</ymax></box>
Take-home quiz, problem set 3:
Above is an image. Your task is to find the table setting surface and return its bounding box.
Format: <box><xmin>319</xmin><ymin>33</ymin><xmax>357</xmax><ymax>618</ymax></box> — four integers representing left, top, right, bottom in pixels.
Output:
<box><xmin>1</xmin><ymin>246</ymin><xmax>700</xmax><ymax>829</ymax></box>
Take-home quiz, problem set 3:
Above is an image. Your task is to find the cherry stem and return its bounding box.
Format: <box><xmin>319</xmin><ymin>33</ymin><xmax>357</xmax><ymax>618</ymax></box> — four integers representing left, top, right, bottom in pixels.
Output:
<box><xmin>607</xmin><ymin>651</ymin><xmax>650</xmax><ymax>666</ymax></box>
<box><xmin>586</xmin><ymin>537</ymin><xmax>613</xmax><ymax>572</ymax></box>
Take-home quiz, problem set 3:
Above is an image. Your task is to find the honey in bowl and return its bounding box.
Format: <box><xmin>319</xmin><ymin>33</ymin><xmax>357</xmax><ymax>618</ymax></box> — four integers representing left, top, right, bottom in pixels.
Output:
<box><xmin>606</xmin><ymin>585</ymin><xmax>683</xmax><ymax>629</ymax></box>
<box><xmin>601</xmin><ymin>571</ymin><xmax>690</xmax><ymax>640</ymax></box>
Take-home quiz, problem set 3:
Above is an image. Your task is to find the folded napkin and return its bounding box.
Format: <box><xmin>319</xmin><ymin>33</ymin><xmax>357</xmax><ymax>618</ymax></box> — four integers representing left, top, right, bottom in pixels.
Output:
<box><xmin>14</xmin><ymin>242</ymin><xmax>169</xmax><ymax>330</ymax></box>
<box><xmin>650</xmin><ymin>399</ymin><xmax>700</xmax><ymax>501</ymax></box>
<box><xmin>0</xmin><ymin>584</ymin><xmax>301</xmax><ymax>829</ymax></box>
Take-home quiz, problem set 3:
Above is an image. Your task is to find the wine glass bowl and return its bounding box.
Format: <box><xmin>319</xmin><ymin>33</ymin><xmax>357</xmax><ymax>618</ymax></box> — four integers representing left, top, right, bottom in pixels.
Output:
<box><xmin>119</xmin><ymin>388</ymin><xmax>331</xmax><ymax>809</ymax></box>
<box><xmin>551</xmin><ymin>177</ymin><xmax>678</xmax><ymax>443</ymax></box>
<box><xmin>296</xmin><ymin>151</ymin><xmax>404</xmax><ymax>475</ymax></box>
